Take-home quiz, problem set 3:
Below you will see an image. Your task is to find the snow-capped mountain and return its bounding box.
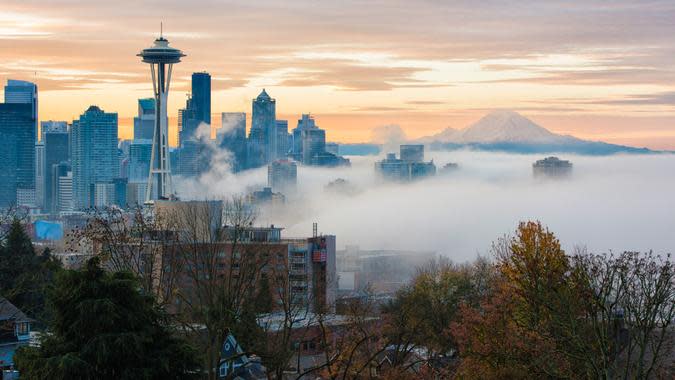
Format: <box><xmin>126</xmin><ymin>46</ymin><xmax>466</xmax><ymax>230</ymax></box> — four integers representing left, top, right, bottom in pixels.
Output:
<box><xmin>421</xmin><ymin>110</ymin><xmax>575</xmax><ymax>144</ymax></box>
<box><xmin>418</xmin><ymin>110</ymin><xmax>653</xmax><ymax>155</ymax></box>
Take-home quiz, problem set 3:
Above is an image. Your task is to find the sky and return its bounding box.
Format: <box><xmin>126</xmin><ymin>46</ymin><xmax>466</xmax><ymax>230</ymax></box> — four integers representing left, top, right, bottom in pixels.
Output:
<box><xmin>1</xmin><ymin>1</ymin><xmax>674</xmax><ymax>148</ymax></box>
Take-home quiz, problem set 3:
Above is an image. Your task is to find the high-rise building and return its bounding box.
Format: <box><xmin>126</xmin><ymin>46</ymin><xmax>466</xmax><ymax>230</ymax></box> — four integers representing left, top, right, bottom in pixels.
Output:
<box><xmin>43</xmin><ymin>128</ymin><xmax>69</xmax><ymax>213</ymax></box>
<box><xmin>133</xmin><ymin>98</ymin><xmax>155</xmax><ymax>140</ymax></box>
<box><xmin>138</xmin><ymin>34</ymin><xmax>184</xmax><ymax>203</ymax></box>
<box><xmin>178</xmin><ymin>96</ymin><xmax>198</xmax><ymax>146</ymax></box>
<box><xmin>268</xmin><ymin>159</ymin><xmax>297</xmax><ymax>193</ymax></box>
<box><xmin>375</xmin><ymin>145</ymin><xmax>436</xmax><ymax>182</ymax></box>
<box><xmin>251</xmin><ymin>89</ymin><xmax>276</xmax><ymax>163</ymax></box>
<box><xmin>71</xmin><ymin>106</ymin><xmax>118</xmax><ymax>209</ymax></box>
<box><xmin>4</xmin><ymin>80</ymin><xmax>37</xmax><ymax>140</ymax></box>
<box><xmin>35</xmin><ymin>143</ymin><xmax>45</xmax><ymax>208</ymax></box>
<box><xmin>399</xmin><ymin>144</ymin><xmax>424</xmax><ymax>163</ymax></box>
<box><xmin>275</xmin><ymin>120</ymin><xmax>289</xmax><ymax>159</ymax></box>
<box><xmin>177</xmin><ymin>140</ymin><xmax>209</xmax><ymax>177</ymax></box>
<box><xmin>191</xmin><ymin>72</ymin><xmax>211</xmax><ymax>126</ymax></box>
<box><xmin>52</xmin><ymin>162</ymin><xmax>73</xmax><ymax>214</ymax></box>
<box><xmin>40</xmin><ymin>120</ymin><xmax>67</xmax><ymax>140</ymax></box>
<box><xmin>301</xmin><ymin>128</ymin><xmax>326</xmax><ymax>164</ymax></box>
<box><xmin>218</xmin><ymin>112</ymin><xmax>247</xmax><ymax>172</ymax></box>
<box><xmin>128</xmin><ymin>139</ymin><xmax>152</xmax><ymax>183</ymax></box>
<box><xmin>0</xmin><ymin>103</ymin><xmax>35</xmax><ymax>208</ymax></box>
<box><xmin>292</xmin><ymin>114</ymin><xmax>317</xmax><ymax>160</ymax></box>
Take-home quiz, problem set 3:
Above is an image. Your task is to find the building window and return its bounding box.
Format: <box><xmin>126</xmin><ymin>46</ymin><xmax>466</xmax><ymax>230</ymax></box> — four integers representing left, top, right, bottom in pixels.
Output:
<box><xmin>16</xmin><ymin>322</ymin><xmax>29</xmax><ymax>335</ymax></box>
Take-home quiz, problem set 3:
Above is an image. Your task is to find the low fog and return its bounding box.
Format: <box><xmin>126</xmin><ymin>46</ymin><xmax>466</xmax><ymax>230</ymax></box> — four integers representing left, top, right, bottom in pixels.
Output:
<box><xmin>175</xmin><ymin>150</ymin><xmax>675</xmax><ymax>261</ymax></box>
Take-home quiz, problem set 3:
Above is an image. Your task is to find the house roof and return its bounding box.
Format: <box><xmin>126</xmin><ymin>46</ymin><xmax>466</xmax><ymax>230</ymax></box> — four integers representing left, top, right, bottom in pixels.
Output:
<box><xmin>0</xmin><ymin>297</ymin><xmax>31</xmax><ymax>322</ymax></box>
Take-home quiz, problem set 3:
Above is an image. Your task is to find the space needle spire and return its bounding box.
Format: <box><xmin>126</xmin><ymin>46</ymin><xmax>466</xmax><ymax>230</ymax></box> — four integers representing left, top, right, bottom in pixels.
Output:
<box><xmin>138</xmin><ymin>27</ymin><xmax>185</xmax><ymax>204</ymax></box>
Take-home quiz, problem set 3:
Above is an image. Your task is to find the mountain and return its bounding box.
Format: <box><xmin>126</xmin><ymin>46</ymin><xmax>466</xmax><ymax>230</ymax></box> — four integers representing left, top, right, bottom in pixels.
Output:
<box><xmin>419</xmin><ymin>110</ymin><xmax>655</xmax><ymax>155</ymax></box>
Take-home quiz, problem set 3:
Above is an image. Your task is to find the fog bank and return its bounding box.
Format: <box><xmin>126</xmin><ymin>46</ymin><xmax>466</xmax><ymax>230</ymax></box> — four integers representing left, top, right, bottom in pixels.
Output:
<box><xmin>175</xmin><ymin>151</ymin><xmax>675</xmax><ymax>261</ymax></box>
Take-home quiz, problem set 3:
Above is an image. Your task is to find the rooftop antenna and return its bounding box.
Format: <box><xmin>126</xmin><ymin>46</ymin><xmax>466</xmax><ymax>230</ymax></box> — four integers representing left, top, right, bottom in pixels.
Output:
<box><xmin>160</xmin><ymin>22</ymin><xmax>163</xmax><ymax>38</ymax></box>
<box><xmin>313</xmin><ymin>222</ymin><xmax>318</xmax><ymax>238</ymax></box>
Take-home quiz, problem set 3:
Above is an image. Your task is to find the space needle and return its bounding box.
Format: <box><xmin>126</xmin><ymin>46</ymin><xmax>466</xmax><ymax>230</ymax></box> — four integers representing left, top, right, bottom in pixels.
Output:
<box><xmin>138</xmin><ymin>27</ymin><xmax>185</xmax><ymax>204</ymax></box>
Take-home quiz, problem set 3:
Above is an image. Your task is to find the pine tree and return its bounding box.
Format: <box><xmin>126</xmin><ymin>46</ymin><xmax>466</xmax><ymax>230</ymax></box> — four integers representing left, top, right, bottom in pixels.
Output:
<box><xmin>15</xmin><ymin>258</ymin><xmax>200</xmax><ymax>379</ymax></box>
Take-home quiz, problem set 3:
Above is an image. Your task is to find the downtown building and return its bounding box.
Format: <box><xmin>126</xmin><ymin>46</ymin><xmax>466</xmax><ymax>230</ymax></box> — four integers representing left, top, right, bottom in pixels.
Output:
<box><xmin>70</xmin><ymin>106</ymin><xmax>119</xmax><ymax>209</ymax></box>
<box><xmin>375</xmin><ymin>144</ymin><xmax>436</xmax><ymax>182</ymax></box>
<box><xmin>177</xmin><ymin>72</ymin><xmax>212</xmax><ymax>177</ymax></box>
<box><xmin>0</xmin><ymin>80</ymin><xmax>38</xmax><ymax>208</ymax></box>
<box><xmin>218</xmin><ymin>112</ymin><xmax>247</xmax><ymax>172</ymax></box>
<box><xmin>42</xmin><ymin>122</ymin><xmax>70</xmax><ymax>214</ymax></box>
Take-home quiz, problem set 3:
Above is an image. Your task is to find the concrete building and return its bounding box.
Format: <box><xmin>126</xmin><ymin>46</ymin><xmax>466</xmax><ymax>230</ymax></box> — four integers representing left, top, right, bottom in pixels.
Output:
<box><xmin>268</xmin><ymin>159</ymin><xmax>297</xmax><ymax>193</ymax></box>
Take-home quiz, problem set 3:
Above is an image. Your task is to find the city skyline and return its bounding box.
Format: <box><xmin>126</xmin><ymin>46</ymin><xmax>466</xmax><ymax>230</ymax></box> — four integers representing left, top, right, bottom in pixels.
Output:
<box><xmin>1</xmin><ymin>1</ymin><xmax>674</xmax><ymax>149</ymax></box>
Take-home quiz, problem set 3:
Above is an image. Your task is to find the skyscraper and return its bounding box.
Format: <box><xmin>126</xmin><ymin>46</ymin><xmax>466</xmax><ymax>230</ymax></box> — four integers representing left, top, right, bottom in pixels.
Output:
<box><xmin>0</xmin><ymin>103</ymin><xmax>35</xmax><ymax>208</ymax></box>
<box><xmin>219</xmin><ymin>112</ymin><xmax>247</xmax><ymax>172</ymax></box>
<box><xmin>301</xmin><ymin>128</ymin><xmax>326</xmax><ymax>164</ymax></box>
<box><xmin>251</xmin><ymin>89</ymin><xmax>276</xmax><ymax>164</ymax></box>
<box><xmin>70</xmin><ymin>106</ymin><xmax>118</xmax><ymax>209</ymax></box>
<box><xmin>128</xmin><ymin>140</ymin><xmax>152</xmax><ymax>183</ymax></box>
<box><xmin>292</xmin><ymin>114</ymin><xmax>317</xmax><ymax>161</ymax></box>
<box><xmin>35</xmin><ymin>143</ymin><xmax>44</xmax><ymax>208</ymax></box>
<box><xmin>4</xmin><ymin>80</ymin><xmax>37</xmax><ymax>140</ymax></box>
<box><xmin>43</xmin><ymin>128</ymin><xmax>69</xmax><ymax>213</ymax></box>
<box><xmin>138</xmin><ymin>33</ymin><xmax>184</xmax><ymax>203</ymax></box>
<box><xmin>275</xmin><ymin>120</ymin><xmax>289</xmax><ymax>159</ymax></box>
<box><xmin>191</xmin><ymin>72</ymin><xmax>211</xmax><ymax>126</ymax></box>
<box><xmin>268</xmin><ymin>159</ymin><xmax>297</xmax><ymax>193</ymax></box>
<box><xmin>133</xmin><ymin>98</ymin><xmax>155</xmax><ymax>140</ymax></box>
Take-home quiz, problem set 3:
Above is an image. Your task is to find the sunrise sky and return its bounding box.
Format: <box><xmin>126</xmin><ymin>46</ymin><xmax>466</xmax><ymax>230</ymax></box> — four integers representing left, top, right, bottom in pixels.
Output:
<box><xmin>1</xmin><ymin>0</ymin><xmax>674</xmax><ymax>149</ymax></box>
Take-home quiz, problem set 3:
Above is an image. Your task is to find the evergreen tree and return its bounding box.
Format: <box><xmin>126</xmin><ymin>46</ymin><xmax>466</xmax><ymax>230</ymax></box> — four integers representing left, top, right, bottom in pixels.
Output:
<box><xmin>15</xmin><ymin>258</ymin><xmax>200</xmax><ymax>380</ymax></box>
<box><xmin>0</xmin><ymin>219</ymin><xmax>59</xmax><ymax>322</ymax></box>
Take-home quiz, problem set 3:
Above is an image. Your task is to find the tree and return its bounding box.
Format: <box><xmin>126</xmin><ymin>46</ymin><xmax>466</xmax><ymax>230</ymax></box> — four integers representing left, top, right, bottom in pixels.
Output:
<box><xmin>0</xmin><ymin>218</ymin><xmax>61</xmax><ymax>323</ymax></box>
<box><xmin>14</xmin><ymin>258</ymin><xmax>199</xmax><ymax>380</ymax></box>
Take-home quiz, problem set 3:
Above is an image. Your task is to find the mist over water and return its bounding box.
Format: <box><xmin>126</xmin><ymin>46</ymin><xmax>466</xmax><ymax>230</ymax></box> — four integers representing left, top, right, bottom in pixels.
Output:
<box><xmin>175</xmin><ymin>151</ymin><xmax>675</xmax><ymax>261</ymax></box>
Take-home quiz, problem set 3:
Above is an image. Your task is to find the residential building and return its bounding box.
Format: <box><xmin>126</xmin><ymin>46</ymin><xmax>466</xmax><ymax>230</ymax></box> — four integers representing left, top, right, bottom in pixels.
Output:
<box><xmin>0</xmin><ymin>297</ymin><xmax>32</xmax><ymax>370</ymax></box>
